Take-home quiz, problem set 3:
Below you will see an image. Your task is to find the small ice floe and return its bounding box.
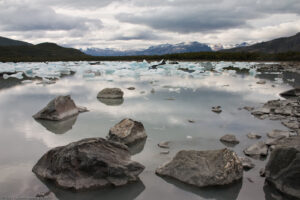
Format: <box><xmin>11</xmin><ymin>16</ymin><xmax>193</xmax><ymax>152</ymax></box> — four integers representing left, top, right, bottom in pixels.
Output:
<box><xmin>287</xmin><ymin>78</ymin><xmax>295</xmax><ymax>82</ymax></box>
<box><xmin>3</xmin><ymin>72</ymin><xmax>24</xmax><ymax>80</ymax></box>
<box><xmin>168</xmin><ymin>88</ymin><xmax>181</xmax><ymax>93</ymax></box>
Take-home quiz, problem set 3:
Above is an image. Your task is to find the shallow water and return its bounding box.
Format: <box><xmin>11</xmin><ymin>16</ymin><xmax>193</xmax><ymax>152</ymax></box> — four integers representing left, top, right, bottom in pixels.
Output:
<box><xmin>0</xmin><ymin>61</ymin><xmax>295</xmax><ymax>199</ymax></box>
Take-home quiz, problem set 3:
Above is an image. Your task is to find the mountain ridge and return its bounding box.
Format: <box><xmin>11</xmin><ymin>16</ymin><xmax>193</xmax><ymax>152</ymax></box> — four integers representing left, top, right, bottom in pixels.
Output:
<box><xmin>0</xmin><ymin>36</ymin><xmax>33</xmax><ymax>47</ymax></box>
<box><xmin>226</xmin><ymin>32</ymin><xmax>300</xmax><ymax>53</ymax></box>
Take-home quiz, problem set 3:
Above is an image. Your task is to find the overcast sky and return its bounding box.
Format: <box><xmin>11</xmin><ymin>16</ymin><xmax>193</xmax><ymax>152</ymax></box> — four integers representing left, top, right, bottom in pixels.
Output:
<box><xmin>1</xmin><ymin>0</ymin><xmax>300</xmax><ymax>50</ymax></box>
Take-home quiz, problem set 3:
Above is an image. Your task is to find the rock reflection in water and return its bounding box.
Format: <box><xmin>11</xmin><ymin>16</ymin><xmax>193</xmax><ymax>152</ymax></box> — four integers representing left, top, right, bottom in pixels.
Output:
<box><xmin>35</xmin><ymin>115</ymin><xmax>78</xmax><ymax>134</ymax></box>
<box><xmin>127</xmin><ymin>138</ymin><xmax>147</xmax><ymax>155</ymax></box>
<box><xmin>158</xmin><ymin>176</ymin><xmax>242</xmax><ymax>200</ymax></box>
<box><xmin>98</xmin><ymin>98</ymin><xmax>124</xmax><ymax>106</ymax></box>
<box><xmin>264</xmin><ymin>182</ymin><xmax>295</xmax><ymax>200</ymax></box>
<box><xmin>38</xmin><ymin>178</ymin><xmax>145</xmax><ymax>200</ymax></box>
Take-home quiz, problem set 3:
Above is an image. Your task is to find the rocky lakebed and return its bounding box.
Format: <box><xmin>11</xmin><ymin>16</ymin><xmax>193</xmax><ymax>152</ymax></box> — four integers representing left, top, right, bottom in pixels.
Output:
<box><xmin>0</xmin><ymin>61</ymin><xmax>299</xmax><ymax>200</ymax></box>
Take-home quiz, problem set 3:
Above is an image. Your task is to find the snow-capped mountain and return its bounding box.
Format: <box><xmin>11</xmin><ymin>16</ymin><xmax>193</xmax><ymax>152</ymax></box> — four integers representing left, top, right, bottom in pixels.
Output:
<box><xmin>81</xmin><ymin>42</ymin><xmax>212</xmax><ymax>56</ymax></box>
<box><xmin>210</xmin><ymin>42</ymin><xmax>251</xmax><ymax>51</ymax></box>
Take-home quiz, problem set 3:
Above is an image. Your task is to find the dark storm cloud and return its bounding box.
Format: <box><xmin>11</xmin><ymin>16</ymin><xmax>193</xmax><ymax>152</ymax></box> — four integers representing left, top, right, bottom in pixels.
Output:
<box><xmin>116</xmin><ymin>0</ymin><xmax>300</xmax><ymax>33</ymax></box>
<box><xmin>0</xmin><ymin>2</ymin><xmax>102</xmax><ymax>31</ymax></box>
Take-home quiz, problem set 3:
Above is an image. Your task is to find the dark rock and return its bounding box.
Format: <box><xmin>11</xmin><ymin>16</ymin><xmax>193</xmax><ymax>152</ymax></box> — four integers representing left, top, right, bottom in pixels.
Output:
<box><xmin>177</xmin><ymin>68</ymin><xmax>195</xmax><ymax>73</ymax></box>
<box><xmin>127</xmin><ymin>87</ymin><xmax>135</xmax><ymax>90</ymax></box>
<box><xmin>260</xmin><ymin>168</ymin><xmax>266</xmax><ymax>177</ymax></box>
<box><xmin>239</xmin><ymin>157</ymin><xmax>255</xmax><ymax>170</ymax></box>
<box><xmin>156</xmin><ymin>148</ymin><xmax>243</xmax><ymax>187</ymax></box>
<box><xmin>223</xmin><ymin>66</ymin><xmax>249</xmax><ymax>74</ymax></box>
<box><xmin>32</xmin><ymin>138</ymin><xmax>145</xmax><ymax>190</ymax></box>
<box><xmin>247</xmin><ymin>132</ymin><xmax>262</xmax><ymax>139</ymax></box>
<box><xmin>212</xmin><ymin>106</ymin><xmax>222</xmax><ymax>113</ymax></box>
<box><xmin>149</xmin><ymin>59</ymin><xmax>166</xmax><ymax>69</ymax></box>
<box><xmin>243</xmin><ymin>141</ymin><xmax>268</xmax><ymax>157</ymax></box>
<box><xmin>97</xmin><ymin>88</ymin><xmax>124</xmax><ymax>99</ymax></box>
<box><xmin>33</xmin><ymin>95</ymin><xmax>87</xmax><ymax>121</ymax></box>
<box><xmin>265</xmin><ymin>136</ymin><xmax>300</xmax><ymax>199</ymax></box>
<box><xmin>220</xmin><ymin>134</ymin><xmax>240</xmax><ymax>145</ymax></box>
<box><xmin>280</xmin><ymin>88</ymin><xmax>300</xmax><ymax>99</ymax></box>
<box><xmin>89</xmin><ymin>61</ymin><xmax>101</xmax><ymax>65</ymax></box>
<box><xmin>107</xmin><ymin>118</ymin><xmax>147</xmax><ymax>146</ymax></box>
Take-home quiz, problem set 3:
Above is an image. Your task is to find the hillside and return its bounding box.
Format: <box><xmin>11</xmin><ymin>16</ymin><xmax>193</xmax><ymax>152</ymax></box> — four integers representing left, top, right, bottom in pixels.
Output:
<box><xmin>226</xmin><ymin>32</ymin><xmax>300</xmax><ymax>53</ymax></box>
<box><xmin>0</xmin><ymin>36</ymin><xmax>33</xmax><ymax>46</ymax></box>
<box><xmin>0</xmin><ymin>42</ymin><xmax>90</xmax><ymax>62</ymax></box>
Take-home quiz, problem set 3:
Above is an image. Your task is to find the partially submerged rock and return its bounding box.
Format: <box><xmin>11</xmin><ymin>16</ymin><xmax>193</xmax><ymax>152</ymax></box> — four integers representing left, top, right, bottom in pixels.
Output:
<box><xmin>239</xmin><ymin>157</ymin><xmax>255</xmax><ymax>170</ymax></box>
<box><xmin>32</xmin><ymin>138</ymin><xmax>145</xmax><ymax>190</ymax></box>
<box><xmin>247</xmin><ymin>132</ymin><xmax>262</xmax><ymax>139</ymax></box>
<box><xmin>212</xmin><ymin>106</ymin><xmax>222</xmax><ymax>113</ymax></box>
<box><xmin>267</xmin><ymin>129</ymin><xmax>290</xmax><ymax>139</ymax></box>
<box><xmin>177</xmin><ymin>68</ymin><xmax>195</xmax><ymax>73</ymax></box>
<box><xmin>265</xmin><ymin>136</ymin><xmax>300</xmax><ymax>199</ymax></box>
<box><xmin>249</xmin><ymin>98</ymin><xmax>300</xmax><ymax>131</ymax></box>
<box><xmin>243</xmin><ymin>141</ymin><xmax>268</xmax><ymax>157</ymax></box>
<box><xmin>223</xmin><ymin>66</ymin><xmax>249</xmax><ymax>74</ymax></box>
<box><xmin>280</xmin><ymin>88</ymin><xmax>300</xmax><ymax>99</ymax></box>
<box><xmin>149</xmin><ymin>60</ymin><xmax>166</xmax><ymax>70</ymax></box>
<box><xmin>127</xmin><ymin>87</ymin><xmax>135</xmax><ymax>90</ymax></box>
<box><xmin>97</xmin><ymin>88</ymin><xmax>124</xmax><ymax>99</ymax></box>
<box><xmin>220</xmin><ymin>134</ymin><xmax>240</xmax><ymax>145</ymax></box>
<box><xmin>107</xmin><ymin>119</ymin><xmax>147</xmax><ymax>146</ymax></box>
<box><xmin>33</xmin><ymin>95</ymin><xmax>87</xmax><ymax>121</ymax></box>
<box><xmin>256</xmin><ymin>80</ymin><xmax>266</xmax><ymax>84</ymax></box>
<box><xmin>156</xmin><ymin>149</ymin><xmax>243</xmax><ymax>187</ymax></box>
<box><xmin>158</xmin><ymin>141</ymin><xmax>170</xmax><ymax>149</ymax></box>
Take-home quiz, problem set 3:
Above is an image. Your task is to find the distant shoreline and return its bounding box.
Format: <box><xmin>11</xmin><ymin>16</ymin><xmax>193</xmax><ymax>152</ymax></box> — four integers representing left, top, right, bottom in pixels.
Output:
<box><xmin>1</xmin><ymin>51</ymin><xmax>300</xmax><ymax>63</ymax></box>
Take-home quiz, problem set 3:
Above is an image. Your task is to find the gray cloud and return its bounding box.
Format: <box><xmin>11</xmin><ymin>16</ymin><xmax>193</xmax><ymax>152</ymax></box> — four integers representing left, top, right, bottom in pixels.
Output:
<box><xmin>1</xmin><ymin>0</ymin><xmax>300</xmax><ymax>48</ymax></box>
<box><xmin>116</xmin><ymin>0</ymin><xmax>300</xmax><ymax>33</ymax></box>
<box><xmin>0</xmin><ymin>2</ymin><xmax>102</xmax><ymax>31</ymax></box>
<box><xmin>111</xmin><ymin>30</ymin><xmax>167</xmax><ymax>40</ymax></box>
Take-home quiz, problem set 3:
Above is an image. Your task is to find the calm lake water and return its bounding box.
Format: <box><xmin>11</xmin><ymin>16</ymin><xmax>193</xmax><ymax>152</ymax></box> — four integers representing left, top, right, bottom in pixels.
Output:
<box><xmin>0</xmin><ymin>61</ymin><xmax>296</xmax><ymax>200</ymax></box>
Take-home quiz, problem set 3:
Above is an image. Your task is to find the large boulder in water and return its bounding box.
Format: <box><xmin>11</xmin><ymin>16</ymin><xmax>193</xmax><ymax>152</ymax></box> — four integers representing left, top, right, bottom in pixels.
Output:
<box><xmin>32</xmin><ymin>138</ymin><xmax>145</xmax><ymax>190</ymax></box>
<box><xmin>97</xmin><ymin>88</ymin><xmax>124</xmax><ymax>99</ymax></box>
<box><xmin>156</xmin><ymin>148</ymin><xmax>243</xmax><ymax>187</ymax></box>
<box><xmin>107</xmin><ymin>118</ymin><xmax>147</xmax><ymax>145</ymax></box>
<box><xmin>265</xmin><ymin>136</ymin><xmax>300</xmax><ymax>199</ymax></box>
<box><xmin>33</xmin><ymin>95</ymin><xmax>87</xmax><ymax>121</ymax></box>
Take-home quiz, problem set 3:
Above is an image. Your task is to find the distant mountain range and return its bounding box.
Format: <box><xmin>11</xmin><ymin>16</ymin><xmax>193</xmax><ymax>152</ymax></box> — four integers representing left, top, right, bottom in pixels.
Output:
<box><xmin>226</xmin><ymin>32</ymin><xmax>300</xmax><ymax>53</ymax></box>
<box><xmin>0</xmin><ymin>33</ymin><xmax>300</xmax><ymax>62</ymax></box>
<box><xmin>81</xmin><ymin>42</ymin><xmax>213</xmax><ymax>56</ymax></box>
